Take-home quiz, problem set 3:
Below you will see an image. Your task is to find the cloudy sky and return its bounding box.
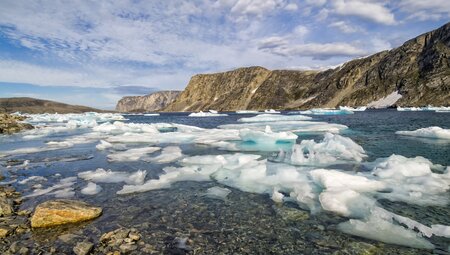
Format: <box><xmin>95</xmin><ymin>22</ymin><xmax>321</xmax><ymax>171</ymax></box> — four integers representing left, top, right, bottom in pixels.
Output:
<box><xmin>0</xmin><ymin>0</ymin><xmax>448</xmax><ymax>109</ymax></box>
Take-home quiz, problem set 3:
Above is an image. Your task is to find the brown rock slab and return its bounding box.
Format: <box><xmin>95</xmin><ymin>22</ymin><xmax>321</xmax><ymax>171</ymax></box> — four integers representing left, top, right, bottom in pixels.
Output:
<box><xmin>31</xmin><ymin>199</ymin><xmax>102</xmax><ymax>228</ymax></box>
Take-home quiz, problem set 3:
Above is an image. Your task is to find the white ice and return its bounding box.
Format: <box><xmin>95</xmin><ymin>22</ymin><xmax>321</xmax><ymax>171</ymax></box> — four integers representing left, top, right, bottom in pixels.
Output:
<box><xmin>144</xmin><ymin>146</ymin><xmax>184</xmax><ymax>163</ymax></box>
<box><xmin>239</xmin><ymin>126</ymin><xmax>297</xmax><ymax>145</ymax></box>
<box><xmin>339</xmin><ymin>106</ymin><xmax>367</xmax><ymax>112</ymax></box>
<box><xmin>107</xmin><ymin>147</ymin><xmax>160</xmax><ymax>161</ymax></box>
<box><xmin>24</xmin><ymin>177</ymin><xmax>77</xmax><ymax>198</ymax></box>
<box><xmin>299</xmin><ymin>109</ymin><xmax>353</xmax><ymax>115</ymax></box>
<box><xmin>219</xmin><ymin>121</ymin><xmax>347</xmax><ymax>133</ymax></box>
<box><xmin>264</xmin><ymin>109</ymin><xmax>280</xmax><ymax>114</ymax></box>
<box><xmin>78</xmin><ymin>168</ymin><xmax>147</xmax><ymax>185</ymax></box>
<box><xmin>236</xmin><ymin>110</ymin><xmax>260</xmax><ymax>114</ymax></box>
<box><xmin>81</xmin><ymin>182</ymin><xmax>102</xmax><ymax>195</ymax></box>
<box><xmin>278</xmin><ymin>133</ymin><xmax>366</xmax><ymax>166</ymax></box>
<box><xmin>18</xmin><ymin>176</ymin><xmax>47</xmax><ymax>185</ymax></box>
<box><xmin>396</xmin><ymin>126</ymin><xmax>450</xmax><ymax>140</ymax></box>
<box><xmin>238</xmin><ymin>114</ymin><xmax>312</xmax><ymax>122</ymax></box>
<box><xmin>188</xmin><ymin>111</ymin><xmax>228</xmax><ymax>117</ymax></box>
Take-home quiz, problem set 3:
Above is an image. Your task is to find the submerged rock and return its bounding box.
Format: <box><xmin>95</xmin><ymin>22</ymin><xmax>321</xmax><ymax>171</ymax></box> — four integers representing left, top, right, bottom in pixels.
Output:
<box><xmin>31</xmin><ymin>200</ymin><xmax>102</xmax><ymax>228</ymax></box>
<box><xmin>73</xmin><ymin>241</ymin><xmax>94</xmax><ymax>255</ymax></box>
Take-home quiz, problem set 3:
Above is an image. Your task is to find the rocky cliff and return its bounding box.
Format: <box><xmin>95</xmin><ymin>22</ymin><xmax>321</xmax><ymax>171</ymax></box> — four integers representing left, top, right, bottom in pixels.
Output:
<box><xmin>164</xmin><ymin>22</ymin><xmax>450</xmax><ymax>111</ymax></box>
<box><xmin>0</xmin><ymin>97</ymin><xmax>102</xmax><ymax>114</ymax></box>
<box><xmin>116</xmin><ymin>91</ymin><xmax>181</xmax><ymax>112</ymax></box>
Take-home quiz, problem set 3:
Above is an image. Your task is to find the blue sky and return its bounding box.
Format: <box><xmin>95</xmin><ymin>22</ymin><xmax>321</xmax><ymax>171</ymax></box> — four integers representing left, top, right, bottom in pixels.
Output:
<box><xmin>0</xmin><ymin>0</ymin><xmax>449</xmax><ymax>109</ymax></box>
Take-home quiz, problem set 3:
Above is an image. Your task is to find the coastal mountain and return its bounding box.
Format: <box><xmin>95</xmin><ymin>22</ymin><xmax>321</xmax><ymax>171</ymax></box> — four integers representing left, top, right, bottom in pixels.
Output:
<box><xmin>116</xmin><ymin>91</ymin><xmax>181</xmax><ymax>112</ymax></box>
<box><xmin>164</xmin><ymin>22</ymin><xmax>450</xmax><ymax>111</ymax></box>
<box><xmin>0</xmin><ymin>97</ymin><xmax>102</xmax><ymax>114</ymax></box>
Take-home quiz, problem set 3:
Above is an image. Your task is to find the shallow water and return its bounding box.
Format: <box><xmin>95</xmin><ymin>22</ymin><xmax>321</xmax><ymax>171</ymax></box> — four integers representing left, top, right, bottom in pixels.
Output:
<box><xmin>0</xmin><ymin>110</ymin><xmax>449</xmax><ymax>254</ymax></box>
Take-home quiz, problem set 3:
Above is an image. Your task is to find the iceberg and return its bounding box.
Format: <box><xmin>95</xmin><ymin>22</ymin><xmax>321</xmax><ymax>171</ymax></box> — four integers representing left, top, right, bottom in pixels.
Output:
<box><xmin>396</xmin><ymin>126</ymin><xmax>450</xmax><ymax>139</ymax></box>
<box><xmin>188</xmin><ymin>111</ymin><xmax>228</xmax><ymax>117</ymax></box>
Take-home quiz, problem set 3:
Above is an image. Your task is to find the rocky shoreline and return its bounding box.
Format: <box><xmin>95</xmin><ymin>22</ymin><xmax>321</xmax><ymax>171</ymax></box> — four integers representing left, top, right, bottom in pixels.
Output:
<box><xmin>0</xmin><ymin>113</ymin><xmax>33</xmax><ymax>134</ymax></box>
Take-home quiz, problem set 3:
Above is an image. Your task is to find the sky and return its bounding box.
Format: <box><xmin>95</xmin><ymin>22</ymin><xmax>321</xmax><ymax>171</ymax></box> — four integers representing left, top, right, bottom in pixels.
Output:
<box><xmin>0</xmin><ymin>0</ymin><xmax>449</xmax><ymax>109</ymax></box>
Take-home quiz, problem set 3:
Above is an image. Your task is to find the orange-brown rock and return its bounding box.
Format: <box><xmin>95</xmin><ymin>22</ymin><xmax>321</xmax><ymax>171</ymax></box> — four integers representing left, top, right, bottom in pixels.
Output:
<box><xmin>31</xmin><ymin>200</ymin><xmax>102</xmax><ymax>228</ymax></box>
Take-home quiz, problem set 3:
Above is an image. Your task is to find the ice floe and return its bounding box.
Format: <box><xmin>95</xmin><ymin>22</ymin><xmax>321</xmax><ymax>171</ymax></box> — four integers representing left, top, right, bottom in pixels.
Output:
<box><xmin>278</xmin><ymin>133</ymin><xmax>366</xmax><ymax>165</ymax></box>
<box><xmin>78</xmin><ymin>168</ymin><xmax>147</xmax><ymax>185</ymax></box>
<box><xmin>299</xmin><ymin>109</ymin><xmax>354</xmax><ymax>115</ymax></box>
<box><xmin>338</xmin><ymin>106</ymin><xmax>367</xmax><ymax>112</ymax></box>
<box><xmin>81</xmin><ymin>182</ymin><xmax>102</xmax><ymax>195</ymax></box>
<box><xmin>396</xmin><ymin>126</ymin><xmax>450</xmax><ymax>139</ymax></box>
<box><xmin>188</xmin><ymin>111</ymin><xmax>228</xmax><ymax>117</ymax></box>
<box><xmin>107</xmin><ymin>147</ymin><xmax>161</xmax><ymax>161</ymax></box>
<box><xmin>238</xmin><ymin>114</ymin><xmax>312</xmax><ymax>122</ymax></box>
<box><xmin>24</xmin><ymin>177</ymin><xmax>77</xmax><ymax>198</ymax></box>
<box><xmin>235</xmin><ymin>110</ymin><xmax>260</xmax><ymax>114</ymax></box>
<box><xmin>264</xmin><ymin>109</ymin><xmax>280</xmax><ymax>114</ymax></box>
<box><xmin>397</xmin><ymin>106</ymin><xmax>450</xmax><ymax>112</ymax></box>
<box><xmin>23</xmin><ymin>112</ymin><xmax>125</xmax><ymax>124</ymax></box>
<box><xmin>144</xmin><ymin>146</ymin><xmax>184</xmax><ymax>163</ymax></box>
<box><xmin>239</xmin><ymin>126</ymin><xmax>297</xmax><ymax>145</ymax></box>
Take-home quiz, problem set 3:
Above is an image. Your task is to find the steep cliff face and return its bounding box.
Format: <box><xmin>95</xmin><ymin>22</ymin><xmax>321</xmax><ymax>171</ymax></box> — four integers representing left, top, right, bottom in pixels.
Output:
<box><xmin>116</xmin><ymin>91</ymin><xmax>181</xmax><ymax>112</ymax></box>
<box><xmin>164</xmin><ymin>22</ymin><xmax>450</xmax><ymax>111</ymax></box>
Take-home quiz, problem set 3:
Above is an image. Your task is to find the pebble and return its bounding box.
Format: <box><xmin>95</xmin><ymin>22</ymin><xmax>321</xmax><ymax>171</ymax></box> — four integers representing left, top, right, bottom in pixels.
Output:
<box><xmin>73</xmin><ymin>241</ymin><xmax>94</xmax><ymax>255</ymax></box>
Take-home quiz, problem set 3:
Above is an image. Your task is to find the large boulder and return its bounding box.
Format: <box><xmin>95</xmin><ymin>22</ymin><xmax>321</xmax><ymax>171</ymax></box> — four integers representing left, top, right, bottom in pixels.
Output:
<box><xmin>31</xmin><ymin>200</ymin><xmax>102</xmax><ymax>228</ymax></box>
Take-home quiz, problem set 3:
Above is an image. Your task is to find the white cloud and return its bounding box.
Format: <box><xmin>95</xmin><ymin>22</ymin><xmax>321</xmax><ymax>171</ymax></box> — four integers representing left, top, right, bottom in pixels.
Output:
<box><xmin>329</xmin><ymin>21</ymin><xmax>363</xmax><ymax>33</ymax></box>
<box><xmin>398</xmin><ymin>0</ymin><xmax>450</xmax><ymax>21</ymax></box>
<box><xmin>332</xmin><ymin>0</ymin><xmax>396</xmax><ymax>25</ymax></box>
<box><xmin>284</xmin><ymin>3</ymin><xmax>298</xmax><ymax>11</ymax></box>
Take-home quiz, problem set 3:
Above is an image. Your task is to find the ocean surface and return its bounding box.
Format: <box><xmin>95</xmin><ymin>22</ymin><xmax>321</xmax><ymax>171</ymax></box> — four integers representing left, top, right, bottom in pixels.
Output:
<box><xmin>0</xmin><ymin>109</ymin><xmax>449</xmax><ymax>254</ymax></box>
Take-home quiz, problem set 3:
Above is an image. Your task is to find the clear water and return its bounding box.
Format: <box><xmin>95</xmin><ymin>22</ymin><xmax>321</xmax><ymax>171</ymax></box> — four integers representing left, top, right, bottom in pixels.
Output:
<box><xmin>0</xmin><ymin>110</ymin><xmax>449</xmax><ymax>254</ymax></box>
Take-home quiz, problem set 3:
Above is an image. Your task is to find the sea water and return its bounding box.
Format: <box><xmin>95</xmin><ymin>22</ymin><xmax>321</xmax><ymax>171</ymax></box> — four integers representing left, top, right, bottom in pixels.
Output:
<box><xmin>0</xmin><ymin>109</ymin><xmax>449</xmax><ymax>254</ymax></box>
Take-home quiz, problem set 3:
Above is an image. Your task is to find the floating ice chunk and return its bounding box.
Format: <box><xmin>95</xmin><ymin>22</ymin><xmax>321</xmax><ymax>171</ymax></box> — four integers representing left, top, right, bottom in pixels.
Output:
<box><xmin>18</xmin><ymin>176</ymin><xmax>47</xmax><ymax>185</ymax></box>
<box><xmin>338</xmin><ymin>213</ymin><xmax>435</xmax><ymax>250</ymax></box>
<box><xmin>238</xmin><ymin>114</ymin><xmax>312</xmax><ymax>122</ymax></box>
<box><xmin>220</xmin><ymin>121</ymin><xmax>347</xmax><ymax>133</ymax></box>
<box><xmin>281</xmin><ymin>133</ymin><xmax>366</xmax><ymax>166</ymax></box>
<box><xmin>236</xmin><ymin>110</ymin><xmax>260</xmax><ymax>114</ymax></box>
<box><xmin>396</xmin><ymin>126</ymin><xmax>450</xmax><ymax>139</ymax></box>
<box><xmin>209</xmin><ymin>110</ymin><xmax>218</xmax><ymax>114</ymax></box>
<box><xmin>117</xmin><ymin>166</ymin><xmax>214</xmax><ymax>194</ymax></box>
<box><xmin>205</xmin><ymin>186</ymin><xmax>231</xmax><ymax>200</ymax></box>
<box><xmin>188</xmin><ymin>111</ymin><xmax>228</xmax><ymax>117</ymax></box>
<box><xmin>239</xmin><ymin>126</ymin><xmax>298</xmax><ymax>145</ymax></box>
<box><xmin>24</xmin><ymin>112</ymin><xmax>125</xmax><ymax>124</ymax></box>
<box><xmin>431</xmin><ymin>224</ymin><xmax>450</xmax><ymax>238</ymax></box>
<box><xmin>319</xmin><ymin>189</ymin><xmax>376</xmax><ymax>218</ymax></box>
<box><xmin>310</xmin><ymin>169</ymin><xmax>385</xmax><ymax>193</ymax></box>
<box><xmin>24</xmin><ymin>177</ymin><xmax>77</xmax><ymax>198</ymax></box>
<box><xmin>78</xmin><ymin>168</ymin><xmax>147</xmax><ymax>185</ymax></box>
<box><xmin>371</xmin><ymin>154</ymin><xmax>450</xmax><ymax>206</ymax></box>
<box><xmin>271</xmin><ymin>188</ymin><xmax>284</xmax><ymax>203</ymax></box>
<box><xmin>339</xmin><ymin>106</ymin><xmax>367</xmax><ymax>112</ymax></box>
<box><xmin>145</xmin><ymin>146</ymin><xmax>183</xmax><ymax>163</ymax></box>
<box><xmin>143</xmin><ymin>113</ymin><xmax>160</xmax><ymax>116</ymax></box>
<box><xmin>0</xmin><ymin>140</ymin><xmax>74</xmax><ymax>157</ymax></box>
<box><xmin>107</xmin><ymin>147</ymin><xmax>160</xmax><ymax>161</ymax></box>
<box><xmin>299</xmin><ymin>109</ymin><xmax>353</xmax><ymax>115</ymax></box>
<box><xmin>264</xmin><ymin>109</ymin><xmax>280</xmax><ymax>114</ymax></box>
<box><xmin>96</xmin><ymin>140</ymin><xmax>113</xmax><ymax>150</ymax></box>
<box><xmin>81</xmin><ymin>182</ymin><xmax>102</xmax><ymax>195</ymax></box>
